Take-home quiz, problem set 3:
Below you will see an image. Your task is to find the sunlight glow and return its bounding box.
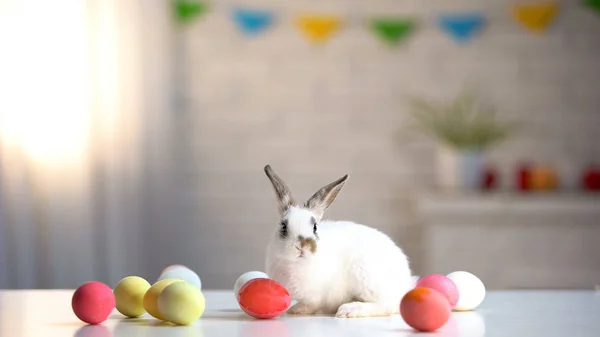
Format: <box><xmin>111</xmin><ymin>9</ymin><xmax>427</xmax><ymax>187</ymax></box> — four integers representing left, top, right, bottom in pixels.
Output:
<box><xmin>0</xmin><ymin>0</ymin><xmax>90</xmax><ymax>166</ymax></box>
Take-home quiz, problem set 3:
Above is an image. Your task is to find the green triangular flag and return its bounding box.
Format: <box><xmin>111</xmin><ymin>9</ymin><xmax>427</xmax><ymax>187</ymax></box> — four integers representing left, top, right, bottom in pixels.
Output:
<box><xmin>174</xmin><ymin>0</ymin><xmax>208</xmax><ymax>25</ymax></box>
<box><xmin>584</xmin><ymin>0</ymin><xmax>600</xmax><ymax>15</ymax></box>
<box><xmin>370</xmin><ymin>17</ymin><xmax>416</xmax><ymax>45</ymax></box>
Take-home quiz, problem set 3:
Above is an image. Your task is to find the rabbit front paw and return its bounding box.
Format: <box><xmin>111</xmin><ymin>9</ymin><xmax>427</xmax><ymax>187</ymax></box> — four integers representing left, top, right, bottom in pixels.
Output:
<box><xmin>335</xmin><ymin>302</ymin><xmax>391</xmax><ymax>318</ymax></box>
<box><xmin>287</xmin><ymin>302</ymin><xmax>319</xmax><ymax>316</ymax></box>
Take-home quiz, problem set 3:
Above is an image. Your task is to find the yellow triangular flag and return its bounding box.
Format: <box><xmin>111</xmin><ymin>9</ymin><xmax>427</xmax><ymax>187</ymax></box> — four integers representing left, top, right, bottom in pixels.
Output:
<box><xmin>513</xmin><ymin>2</ymin><xmax>559</xmax><ymax>33</ymax></box>
<box><xmin>296</xmin><ymin>14</ymin><xmax>341</xmax><ymax>44</ymax></box>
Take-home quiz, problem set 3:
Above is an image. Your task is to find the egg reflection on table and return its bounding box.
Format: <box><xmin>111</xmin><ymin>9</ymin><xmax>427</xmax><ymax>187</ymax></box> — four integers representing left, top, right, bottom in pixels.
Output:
<box><xmin>444</xmin><ymin>311</ymin><xmax>486</xmax><ymax>337</ymax></box>
<box><xmin>238</xmin><ymin>319</ymin><xmax>291</xmax><ymax>337</ymax></box>
<box><xmin>113</xmin><ymin>318</ymin><xmax>204</xmax><ymax>337</ymax></box>
<box><xmin>74</xmin><ymin>324</ymin><xmax>111</xmax><ymax>337</ymax></box>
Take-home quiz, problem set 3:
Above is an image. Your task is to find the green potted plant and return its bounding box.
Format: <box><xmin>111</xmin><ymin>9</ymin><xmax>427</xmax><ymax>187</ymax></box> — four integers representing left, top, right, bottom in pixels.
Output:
<box><xmin>403</xmin><ymin>88</ymin><xmax>519</xmax><ymax>190</ymax></box>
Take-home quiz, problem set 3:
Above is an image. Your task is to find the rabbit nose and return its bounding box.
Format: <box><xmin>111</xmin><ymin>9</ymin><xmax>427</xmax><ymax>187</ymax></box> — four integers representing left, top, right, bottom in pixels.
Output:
<box><xmin>297</xmin><ymin>235</ymin><xmax>317</xmax><ymax>253</ymax></box>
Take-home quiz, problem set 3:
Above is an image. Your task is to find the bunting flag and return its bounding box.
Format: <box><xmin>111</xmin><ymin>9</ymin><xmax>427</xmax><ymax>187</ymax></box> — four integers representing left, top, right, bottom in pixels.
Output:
<box><xmin>583</xmin><ymin>0</ymin><xmax>600</xmax><ymax>15</ymax></box>
<box><xmin>438</xmin><ymin>13</ymin><xmax>486</xmax><ymax>44</ymax></box>
<box><xmin>170</xmin><ymin>2</ymin><xmax>577</xmax><ymax>45</ymax></box>
<box><xmin>296</xmin><ymin>14</ymin><xmax>341</xmax><ymax>44</ymax></box>
<box><xmin>174</xmin><ymin>0</ymin><xmax>209</xmax><ymax>25</ymax></box>
<box><xmin>512</xmin><ymin>2</ymin><xmax>559</xmax><ymax>32</ymax></box>
<box><xmin>369</xmin><ymin>17</ymin><xmax>417</xmax><ymax>46</ymax></box>
<box><xmin>232</xmin><ymin>8</ymin><xmax>274</xmax><ymax>36</ymax></box>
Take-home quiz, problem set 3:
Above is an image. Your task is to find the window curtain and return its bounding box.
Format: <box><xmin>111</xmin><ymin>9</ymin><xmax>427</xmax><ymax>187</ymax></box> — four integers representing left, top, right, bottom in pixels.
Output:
<box><xmin>0</xmin><ymin>0</ymin><xmax>174</xmax><ymax>289</ymax></box>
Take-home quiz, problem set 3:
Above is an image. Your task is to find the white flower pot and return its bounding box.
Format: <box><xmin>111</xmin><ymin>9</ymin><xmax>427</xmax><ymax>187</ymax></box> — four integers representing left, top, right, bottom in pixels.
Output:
<box><xmin>436</xmin><ymin>146</ymin><xmax>485</xmax><ymax>191</ymax></box>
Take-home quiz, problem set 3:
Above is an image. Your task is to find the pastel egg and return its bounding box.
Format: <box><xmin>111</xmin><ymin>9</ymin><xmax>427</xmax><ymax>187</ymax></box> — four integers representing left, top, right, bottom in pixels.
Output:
<box><xmin>446</xmin><ymin>271</ymin><xmax>486</xmax><ymax>311</ymax></box>
<box><xmin>158</xmin><ymin>281</ymin><xmax>206</xmax><ymax>325</ymax></box>
<box><xmin>400</xmin><ymin>287</ymin><xmax>451</xmax><ymax>332</ymax></box>
<box><xmin>416</xmin><ymin>274</ymin><xmax>460</xmax><ymax>308</ymax></box>
<box><xmin>143</xmin><ymin>278</ymin><xmax>185</xmax><ymax>320</ymax></box>
<box><xmin>113</xmin><ymin>276</ymin><xmax>151</xmax><ymax>318</ymax></box>
<box><xmin>233</xmin><ymin>271</ymin><xmax>269</xmax><ymax>299</ymax></box>
<box><xmin>161</xmin><ymin>264</ymin><xmax>188</xmax><ymax>273</ymax></box>
<box><xmin>157</xmin><ymin>266</ymin><xmax>202</xmax><ymax>289</ymax></box>
<box><xmin>238</xmin><ymin>278</ymin><xmax>291</xmax><ymax>319</ymax></box>
<box><xmin>72</xmin><ymin>281</ymin><xmax>116</xmax><ymax>325</ymax></box>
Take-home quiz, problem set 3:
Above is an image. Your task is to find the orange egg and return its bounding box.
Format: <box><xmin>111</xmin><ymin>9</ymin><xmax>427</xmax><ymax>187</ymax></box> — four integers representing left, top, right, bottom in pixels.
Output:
<box><xmin>400</xmin><ymin>287</ymin><xmax>451</xmax><ymax>332</ymax></box>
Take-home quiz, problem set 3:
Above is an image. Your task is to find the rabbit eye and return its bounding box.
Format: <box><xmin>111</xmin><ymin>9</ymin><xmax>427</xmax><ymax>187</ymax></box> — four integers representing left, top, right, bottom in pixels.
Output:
<box><xmin>313</xmin><ymin>223</ymin><xmax>317</xmax><ymax>233</ymax></box>
<box><xmin>280</xmin><ymin>220</ymin><xmax>288</xmax><ymax>238</ymax></box>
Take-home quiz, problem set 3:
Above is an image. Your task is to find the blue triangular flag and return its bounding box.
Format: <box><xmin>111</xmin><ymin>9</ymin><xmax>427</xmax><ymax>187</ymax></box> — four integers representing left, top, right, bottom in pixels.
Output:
<box><xmin>232</xmin><ymin>7</ymin><xmax>274</xmax><ymax>36</ymax></box>
<box><xmin>438</xmin><ymin>12</ymin><xmax>486</xmax><ymax>44</ymax></box>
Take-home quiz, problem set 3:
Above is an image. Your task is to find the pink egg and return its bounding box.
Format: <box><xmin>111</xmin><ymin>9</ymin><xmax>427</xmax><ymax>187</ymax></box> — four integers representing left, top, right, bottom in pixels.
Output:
<box><xmin>416</xmin><ymin>274</ymin><xmax>459</xmax><ymax>308</ymax></box>
<box><xmin>400</xmin><ymin>287</ymin><xmax>451</xmax><ymax>332</ymax></box>
<box><xmin>71</xmin><ymin>281</ymin><xmax>116</xmax><ymax>324</ymax></box>
<box><xmin>161</xmin><ymin>264</ymin><xmax>188</xmax><ymax>273</ymax></box>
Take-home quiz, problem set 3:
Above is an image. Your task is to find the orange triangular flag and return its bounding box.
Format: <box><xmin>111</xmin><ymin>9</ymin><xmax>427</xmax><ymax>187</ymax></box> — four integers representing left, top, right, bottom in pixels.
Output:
<box><xmin>296</xmin><ymin>14</ymin><xmax>341</xmax><ymax>44</ymax></box>
<box><xmin>513</xmin><ymin>2</ymin><xmax>559</xmax><ymax>33</ymax></box>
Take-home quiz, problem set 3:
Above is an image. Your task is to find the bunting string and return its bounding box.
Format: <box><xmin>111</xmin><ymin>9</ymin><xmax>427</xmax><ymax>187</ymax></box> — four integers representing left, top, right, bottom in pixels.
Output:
<box><xmin>173</xmin><ymin>0</ymin><xmax>598</xmax><ymax>46</ymax></box>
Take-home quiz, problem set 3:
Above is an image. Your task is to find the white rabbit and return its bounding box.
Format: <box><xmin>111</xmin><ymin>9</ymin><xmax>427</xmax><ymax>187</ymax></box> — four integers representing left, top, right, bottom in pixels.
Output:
<box><xmin>263</xmin><ymin>165</ymin><xmax>416</xmax><ymax>318</ymax></box>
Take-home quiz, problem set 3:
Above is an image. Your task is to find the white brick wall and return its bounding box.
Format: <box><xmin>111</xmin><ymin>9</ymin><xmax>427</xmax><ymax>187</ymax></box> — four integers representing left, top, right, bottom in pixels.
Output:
<box><xmin>149</xmin><ymin>0</ymin><xmax>600</xmax><ymax>288</ymax></box>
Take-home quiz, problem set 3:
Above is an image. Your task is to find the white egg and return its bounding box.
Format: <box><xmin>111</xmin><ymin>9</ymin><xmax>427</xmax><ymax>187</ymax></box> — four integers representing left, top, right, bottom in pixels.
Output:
<box><xmin>158</xmin><ymin>266</ymin><xmax>202</xmax><ymax>289</ymax></box>
<box><xmin>446</xmin><ymin>271</ymin><xmax>486</xmax><ymax>311</ymax></box>
<box><xmin>233</xmin><ymin>271</ymin><xmax>269</xmax><ymax>299</ymax></box>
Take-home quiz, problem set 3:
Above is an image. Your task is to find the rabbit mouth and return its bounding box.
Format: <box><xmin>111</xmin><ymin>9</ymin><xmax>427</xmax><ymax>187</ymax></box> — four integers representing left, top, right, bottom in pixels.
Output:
<box><xmin>295</xmin><ymin>245</ymin><xmax>306</xmax><ymax>258</ymax></box>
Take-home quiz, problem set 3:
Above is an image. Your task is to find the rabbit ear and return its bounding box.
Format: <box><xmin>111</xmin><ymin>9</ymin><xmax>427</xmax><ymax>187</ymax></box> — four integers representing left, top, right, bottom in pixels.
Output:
<box><xmin>305</xmin><ymin>174</ymin><xmax>349</xmax><ymax>219</ymax></box>
<box><xmin>264</xmin><ymin>165</ymin><xmax>296</xmax><ymax>215</ymax></box>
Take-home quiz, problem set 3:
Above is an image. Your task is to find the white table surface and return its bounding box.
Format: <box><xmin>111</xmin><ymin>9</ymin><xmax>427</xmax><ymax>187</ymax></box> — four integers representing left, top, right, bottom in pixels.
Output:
<box><xmin>1</xmin><ymin>290</ymin><xmax>599</xmax><ymax>337</ymax></box>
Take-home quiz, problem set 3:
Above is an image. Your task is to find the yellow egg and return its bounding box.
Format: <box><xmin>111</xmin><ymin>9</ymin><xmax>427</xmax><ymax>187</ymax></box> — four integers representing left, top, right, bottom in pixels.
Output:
<box><xmin>158</xmin><ymin>282</ymin><xmax>206</xmax><ymax>325</ymax></box>
<box><xmin>113</xmin><ymin>276</ymin><xmax>151</xmax><ymax>318</ymax></box>
<box><xmin>143</xmin><ymin>278</ymin><xmax>185</xmax><ymax>320</ymax></box>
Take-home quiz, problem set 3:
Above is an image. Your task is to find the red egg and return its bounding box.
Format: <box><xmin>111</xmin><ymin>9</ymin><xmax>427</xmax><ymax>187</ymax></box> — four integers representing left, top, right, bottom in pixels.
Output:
<box><xmin>400</xmin><ymin>287</ymin><xmax>451</xmax><ymax>332</ymax></box>
<box><xmin>72</xmin><ymin>281</ymin><xmax>116</xmax><ymax>324</ymax></box>
<box><xmin>416</xmin><ymin>274</ymin><xmax>460</xmax><ymax>308</ymax></box>
<box><xmin>237</xmin><ymin>278</ymin><xmax>291</xmax><ymax>319</ymax></box>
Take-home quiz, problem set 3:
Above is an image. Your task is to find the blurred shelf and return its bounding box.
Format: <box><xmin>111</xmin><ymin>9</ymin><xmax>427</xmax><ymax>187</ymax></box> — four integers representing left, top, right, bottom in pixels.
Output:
<box><xmin>416</xmin><ymin>190</ymin><xmax>600</xmax><ymax>216</ymax></box>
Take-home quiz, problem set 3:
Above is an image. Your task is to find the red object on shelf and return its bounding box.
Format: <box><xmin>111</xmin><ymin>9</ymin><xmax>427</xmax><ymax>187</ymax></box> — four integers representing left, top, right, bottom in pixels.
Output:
<box><xmin>582</xmin><ymin>164</ymin><xmax>600</xmax><ymax>191</ymax></box>
<box><xmin>482</xmin><ymin>166</ymin><xmax>498</xmax><ymax>190</ymax></box>
<box><xmin>517</xmin><ymin>163</ymin><xmax>531</xmax><ymax>191</ymax></box>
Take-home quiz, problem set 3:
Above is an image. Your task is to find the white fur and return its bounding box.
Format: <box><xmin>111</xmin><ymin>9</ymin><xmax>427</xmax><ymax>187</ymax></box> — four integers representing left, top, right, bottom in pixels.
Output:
<box><xmin>265</xmin><ymin>206</ymin><xmax>416</xmax><ymax>318</ymax></box>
